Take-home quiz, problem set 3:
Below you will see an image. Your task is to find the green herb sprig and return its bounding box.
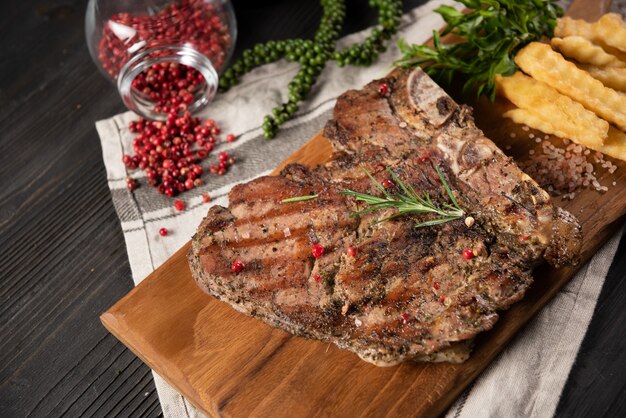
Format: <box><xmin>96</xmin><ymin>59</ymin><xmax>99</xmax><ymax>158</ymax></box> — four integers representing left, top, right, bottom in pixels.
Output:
<box><xmin>341</xmin><ymin>166</ymin><xmax>464</xmax><ymax>228</ymax></box>
<box><xmin>281</xmin><ymin>194</ymin><xmax>319</xmax><ymax>203</ymax></box>
<box><xmin>394</xmin><ymin>0</ymin><xmax>563</xmax><ymax>101</ymax></box>
<box><xmin>219</xmin><ymin>0</ymin><xmax>403</xmax><ymax>139</ymax></box>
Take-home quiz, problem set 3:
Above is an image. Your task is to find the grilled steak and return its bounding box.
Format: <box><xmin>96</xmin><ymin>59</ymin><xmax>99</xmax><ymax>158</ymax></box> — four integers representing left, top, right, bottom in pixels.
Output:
<box><xmin>188</xmin><ymin>68</ymin><xmax>582</xmax><ymax>366</ymax></box>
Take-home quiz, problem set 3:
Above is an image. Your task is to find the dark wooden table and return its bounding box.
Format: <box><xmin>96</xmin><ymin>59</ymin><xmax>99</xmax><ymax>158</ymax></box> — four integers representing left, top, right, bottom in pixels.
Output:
<box><xmin>1</xmin><ymin>1</ymin><xmax>624</xmax><ymax>417</ymax></box>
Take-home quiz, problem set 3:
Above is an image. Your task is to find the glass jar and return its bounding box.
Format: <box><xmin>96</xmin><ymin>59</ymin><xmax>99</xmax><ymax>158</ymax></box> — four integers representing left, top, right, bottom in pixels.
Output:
<box><xmin>85</xmin><ymin>0</ymin><xmax>236</xmax><ymax>119</ymax></box>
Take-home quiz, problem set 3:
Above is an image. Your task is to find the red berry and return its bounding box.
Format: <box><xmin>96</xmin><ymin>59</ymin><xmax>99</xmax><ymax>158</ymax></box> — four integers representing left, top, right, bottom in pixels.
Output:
<box><xmin>159</xmin><ymin>227</ymin><xmax>168</xmax><ymax>236</ymax></box>
<box><xmin>378</xmin><ymin>82</ymin><xmax>389</xmax><ymax>96</ymax></box>
<box><xmin>202</xmin><ymin>192</ymin><xmax>211</xmax><ymax>203</ymax></box>
<box><xmin>433</xmin><ymin>281</ymin><xmax>440</xmax><ymax>290</ymax></box>
<box><xmin>313</xmin><ymin>274</ymin><xmax>321</xmax><ymax>283</ymax></box>
<box><xmin>174</xmin><ymin>199</ymin><xmax>186</xmax><ymax>211</ymax></box>
<box><xmin>226</xmin><ymin>133</ymin><xmax>236</xmax><ymax>142</ymax></box>
<box><xmin>346</xmin><ymin>245</ymin><xmax>357</xmax><ymax>257</ymax></box>
<box><xmin>381</xmin><ymin>179</ymin><xmax>394</xmax><ymax>188</ymax></box>
<box><xmin>184</xmin><ymin>178</ymin><xmax>194</xmax><ymax>190</ymax></box>
<box><xmin>231</xmin><ymin>259</ymin><xmax>245</xmax><ymax>273</ymax></box>
<box><xmin>311</xmin><ymin>243</ymin><xmax>325</xmax><ymax>259</ymax></box>
<box><xmin>401</xmin><ymin>312</ymin><xmax>409</xmax><ymax>324</ymax></box>
<box><xmin>126</xmin><ymin>177</ymin><xmax>138</xmax><ymax>192</ymax></box>
<box><xmin>219</xmin><ymin>151</ymin><xmax>229</xmax><ymax>162</ymax></box>
<box><xmin>462</xmin><ymin>249</ymin><xmax>474</xmax><ymax>260</ymax></box>
<box><xmin>438</xmin><ymin>295</ymin><xmax>446</xmax><ymax>303</ymax></box>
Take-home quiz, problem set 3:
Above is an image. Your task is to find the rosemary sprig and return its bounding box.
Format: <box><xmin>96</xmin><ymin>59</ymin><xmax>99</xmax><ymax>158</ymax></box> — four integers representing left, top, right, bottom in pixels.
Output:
<box><xmin>340</xmin><ymin>166</ymin><xmax>464</xmax><ymax>228</ymax></box>
<box><xmin>281</xmin><ymin>194</ymin><xmax>319</xmax><ymax>203</ymax></box>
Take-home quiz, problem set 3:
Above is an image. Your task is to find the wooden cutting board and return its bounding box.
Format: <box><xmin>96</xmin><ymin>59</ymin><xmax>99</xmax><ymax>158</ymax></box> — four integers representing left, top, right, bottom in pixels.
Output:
<box><xmin>101</xmin><ymin>1</ymin><xmax>621</xmax><ymax>416</ymax></box>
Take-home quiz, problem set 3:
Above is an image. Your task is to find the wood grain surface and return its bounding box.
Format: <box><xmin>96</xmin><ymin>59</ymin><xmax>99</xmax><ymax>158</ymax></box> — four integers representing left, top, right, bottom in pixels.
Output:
<box><xmin>100</xmin><ymin>1</ymin><xmax>625</xmax><ymax>416</ymax></box>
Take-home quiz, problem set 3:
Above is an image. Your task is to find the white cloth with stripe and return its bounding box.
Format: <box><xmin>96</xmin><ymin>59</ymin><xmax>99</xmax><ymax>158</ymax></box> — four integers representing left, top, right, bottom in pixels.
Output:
<box><xmin>95</xmin><ymin>1</ymin><xmax>623</xmax><ymax>416</ymax></box>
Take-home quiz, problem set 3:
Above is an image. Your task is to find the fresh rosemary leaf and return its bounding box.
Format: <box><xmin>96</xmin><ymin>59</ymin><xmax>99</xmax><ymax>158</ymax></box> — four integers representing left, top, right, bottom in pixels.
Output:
<box><xmin>341</xmin><ymin>166</ymin><xmax>464</xmax><ymax>228</ymax></box>
<box><xmin>281</xmin><ymin>194</ymin><xmax>319</xmax><ymax>203</ymax></box>
<box><xmin>394</xmin><ymin>0</ymin><xmax>563</xmax><ymax>101</ymax></box>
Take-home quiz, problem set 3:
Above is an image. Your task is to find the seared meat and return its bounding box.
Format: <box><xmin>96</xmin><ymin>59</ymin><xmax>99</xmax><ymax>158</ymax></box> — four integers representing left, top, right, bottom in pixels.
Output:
<box><xmin>189</xmin><ymin>69</ymin><xmax>582</xmax><ymax>366</ymax></box>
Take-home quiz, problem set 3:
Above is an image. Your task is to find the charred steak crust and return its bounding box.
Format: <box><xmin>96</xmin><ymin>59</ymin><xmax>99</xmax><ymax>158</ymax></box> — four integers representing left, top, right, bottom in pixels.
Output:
<box><xmin>188</xmin><ymin>69</ymin><xmax>582</xmax><ymax>366</ymax></box>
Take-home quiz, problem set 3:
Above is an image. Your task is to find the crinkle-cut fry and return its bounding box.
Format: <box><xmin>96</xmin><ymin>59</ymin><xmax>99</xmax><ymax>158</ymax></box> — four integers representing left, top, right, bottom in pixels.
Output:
<box><xmin>515</xmin><ymin>42</ymin><xmax>626</xmax><ymax>131</ymax></box>
<box><xmin>503</xmin><ymin>108</ymin><xmax>570</xmax><ymax>140</ymax></box>
<box><xmin>578</xmin><ymin>64</ymin><xmax>626</xmax><ymax>92</ymax></box>
<box><xmin>594</xmin><ymin>14</ymin><xmax>626</xmax><ymax>54</ymax></box>
<box><xmin>504</xmin><ymin>110</ymin><xmax>626</xmax><ymax>162</ymax></box>
<box><xmin>555</xmin><ymin>16</ymin><xmax>594</xmax><ymax>39</ymax></box>
<box><xmin>496</xmin><ymin>72</ymin><xmax>607</xmax><ymax>147</ymax></box>
<box><xmin>551</xmin><ymin>36</ymin><xmax>626</xmax><ymax>68</ymax></box>
<box><xmin>555</xmin><ymin>15</ymin><xmax>626</xmax><ymax>60</ymax></box>
<box><xmin>599</xmin><ymin>127</ymin><xmax>626</xmax><ymax>162</ymax></box>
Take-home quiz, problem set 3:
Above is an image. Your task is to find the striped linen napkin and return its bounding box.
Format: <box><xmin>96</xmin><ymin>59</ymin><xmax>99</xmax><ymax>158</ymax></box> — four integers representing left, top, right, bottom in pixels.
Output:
<box><xmin>95</xmin><ymin>1</ymin><xmax>624</xmax><ymax>416</ymax></box>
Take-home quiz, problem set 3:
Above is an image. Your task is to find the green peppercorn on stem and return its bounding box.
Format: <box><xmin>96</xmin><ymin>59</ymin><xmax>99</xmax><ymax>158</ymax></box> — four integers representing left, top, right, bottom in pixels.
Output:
<box><xmin>220</xmin><ymin>0</ymin><xmax>403</xmax><ymax>139</ymax></box>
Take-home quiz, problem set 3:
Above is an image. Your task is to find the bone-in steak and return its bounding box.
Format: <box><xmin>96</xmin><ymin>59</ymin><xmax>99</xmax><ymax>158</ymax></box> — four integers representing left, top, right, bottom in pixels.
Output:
<box><xmin>188</xmin><ymin>68</ymin><xmax>582</xmax><ymax>366</ymax></box>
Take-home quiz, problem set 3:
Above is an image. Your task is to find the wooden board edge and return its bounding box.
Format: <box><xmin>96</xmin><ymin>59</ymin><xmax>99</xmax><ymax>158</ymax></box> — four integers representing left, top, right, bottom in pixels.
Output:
<box><xmin>100</xmin><ymin>311</ymin><xmax>210</xmax><ymax>415</ymax></box>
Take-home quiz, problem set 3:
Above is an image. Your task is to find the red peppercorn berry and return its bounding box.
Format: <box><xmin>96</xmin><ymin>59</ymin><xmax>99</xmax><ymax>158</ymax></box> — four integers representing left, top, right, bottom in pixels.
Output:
<box><xmin>226</xmin><ymin>133</ymin><xmax>236</xmax><ymax>142</ymax></box>
<box><xmin>381</xmin><ymin>179</ymin><xmax>394</xmax><ymax>188</ymax></box>
<box><xmin>202</xmin><ymin>192</ymin><xmax>211</xmax><ymax>203</ymax></box>
<box><xmin>401</xmin><ymin>312</ymin><xmax>410</xmax><ymax>325</ymax></box>
<box><xmin>121</xmin><ymin>104</ymin><xmax>243</xmax><ymax>197</ymax></box>
<box><xmin>311</xmin><ymin>243</ymin><xmax>325</xmax><ymax>259</ymax></box>
<box><xmin>433</xmin><ymin>281</ymin><xmax>440</xmax><ymax>290</ymax></box>
<box><xmin>231</xmin><ymin>259</ymin><xmax>245</xmax><ymax>273</ymax></box>
<box><xmin>438</xmin><ymin>295</ymin><xmax>446</xmax><ymax>303</ymax></box>
<box><xmin>126</xmin><ymin>177</ymin><xmax>138</xmax><ymax>192</ymax></box>
<box><xmin>98</xmin><ymin>2</ymin><xmax>231</xmax><ymax>84</ymax></box>
<box><xmin>462</xmin><ymin>249</ymin><xmax>474</xmax><ymax>260</ymax></box>
<box><xmin>313</xmin><ymin>274</ymin><xmax>321</xmax><ymax>283</ymax></box>
<box><xmin>174</xmin><ymin>199</ymin><xmax>186</xmax><ymax>211</ymax></box>
<box><xmin>378</xmin><ymin>82</ymin><xmax>389</xmax><ymax>96</ymax></box>
<box><xmin>346</xmin><ymin>246</ymin><xmax>357</xmax><ymax>257</ymax></box>
<box><xmin>159</xmin><ymin>227</ymin><xmax>168</xmax><ymax>236</ymax></box>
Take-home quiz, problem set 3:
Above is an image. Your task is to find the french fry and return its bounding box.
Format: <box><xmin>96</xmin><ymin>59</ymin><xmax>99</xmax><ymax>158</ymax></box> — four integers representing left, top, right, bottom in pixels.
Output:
<box><xmin>551</xmin><ymin>36</ymin><xmax>626</xmax><ymax>68</ymax></box>
<box><xmin>599</xmin><ymin>127</ymin><xmax>626</xmax><ymax>162</ymax></box>
<box><xmin>577</xmin><ymin>64</ymin><xmax>626</xmax><ymax>92</ymax></box>
<box><xmin>515</xmin><ymin>42</ymin><xmax>626</xmax><ymax>131</ymax></box>
<box><xmin>503</xmin><ymin>108</ymin><xmax>571</xmax><ymax>140</ymax></box>
<box><xmin>496</xmin><ymin>72</ymin><xmax>607</xmax><ymax>147</ymax></box>
<box><xmin>594</xmin><ymin>14</ymin><xmax>626</xmax><ymax>54</ymax></box>
<box><xmin>503</xmin><ymin>110</ymin><xmax>626</xmax><ymax>162</ymax></box>
<box><xmin>555</xmin><ymin>15</ymin><xmax>626</xmax><ymax>60</ymax></box>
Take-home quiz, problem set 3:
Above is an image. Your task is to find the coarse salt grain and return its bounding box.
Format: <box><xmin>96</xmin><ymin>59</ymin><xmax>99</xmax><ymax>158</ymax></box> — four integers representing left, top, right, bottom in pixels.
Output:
<box><xmin>399</xmin><ymin>121</ymin><xmax>407</xmax><ymax>128</ymax></box>
<box><xmin>283</xmin><ymin>227</ymin><xmax>291</xmax><ymax>237</ymax></box>
<box><xmin>521</xmin><ymin>139</ymin><xmax>617</xmax><ymax>198</ymax></box>
<box><xmin>355</xmin><ymin>318</ymin><xmax>363</xmax><ymax>327</ymax></box>
<box><xmin>510</xmin><ymin>132</ymin><xmax>517</xmax><ymax>138</ymax></box>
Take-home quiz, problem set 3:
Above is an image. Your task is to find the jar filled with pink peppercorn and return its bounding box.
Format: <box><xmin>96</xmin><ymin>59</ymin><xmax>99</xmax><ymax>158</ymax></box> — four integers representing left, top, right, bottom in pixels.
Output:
<box><xmin>85</xmin><ymin>0</ymin><xmax>236</xmax><ymax>120</ymax></box>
